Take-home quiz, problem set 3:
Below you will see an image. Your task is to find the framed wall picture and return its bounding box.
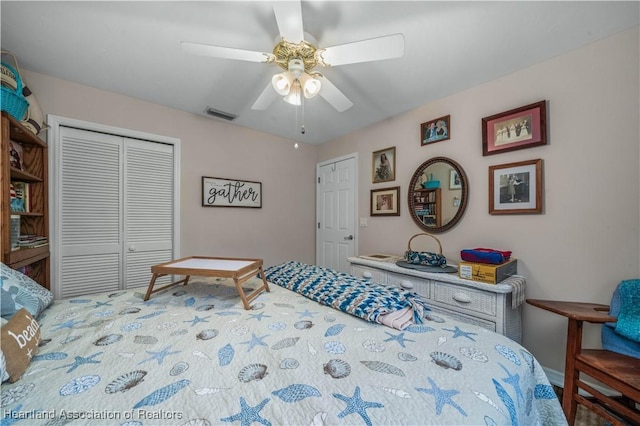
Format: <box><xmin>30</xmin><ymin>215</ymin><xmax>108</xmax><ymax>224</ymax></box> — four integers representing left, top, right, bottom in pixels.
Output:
<box><xmin>489</xmin><ymin>159</ymin><xmax>543</xmax><ymax>214</ymax></box>
<box><xmin>421</xmin><ymin>114</ymin><xmax>450</xmax><ymax>146</ymax></box>
<box><xmin>449</xmin><ymin>169</ymin><xmax>462</xmax><ymax>190</ymax></box>
<box><xmin>482</xmin><ymin>100</ymin><xmax>547</xmax><ymax>156</ymax></box>
<box><xmin>370</xmin><ymin>186</ymin><xmax>400</xmax><ymax>216</ymax></box>
<box><xmin>202</xmin><ymin>176</ymin><xmax>262</xmax><ymax>208</ymax></box>
<box><xmin>372</xmin><ymin>146</ymin><xmax>396</xmax><ymax>183</ymax></box>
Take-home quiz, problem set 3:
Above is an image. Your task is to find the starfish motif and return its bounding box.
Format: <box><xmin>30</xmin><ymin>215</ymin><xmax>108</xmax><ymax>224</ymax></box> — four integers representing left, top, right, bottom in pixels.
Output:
<box><xmin>296</xmin><ymin>309</ymin><xmax>318</xmax><ymax>318</ymax></box>
<box><xmin>184</xmin><ymin>315</ymin><xmax>211</xmax><ymax>326</ymax></box>
<box><xmin>443</xmin><ymin>325</ymin><xmax>478</xmax><ymax>341</ymax></box>
<box><xmin>55</xmin><ymin>351</ymin><xmax>103</xmax><ymax>373</ymax></box>
<box><xmin>249</xmin><ymin>312</ymin><xmax>271</xmax><ymax>321</ymax></box>
<box><xmin>383</xmin><ymin>331</ymin><xmax>415</xmax><ymax>348</ymax></box>
<box><xmin>416</xmin><ymin>377</ymin><xmax>467</xmax><ymax>416</ymax></box>
<box><xmin>499</xmin><ymin>363</ymin><xmax>524</xmax><ymax>406</ymax></box>
<box><xmin>333</xmin><ymin>386</ymin><xmax>383</xmax><ymax>426</ymax></box>
<box><xmin>92</xmin><ymin>300</ymin><xmax>112</xmax><ymax>308</ymax></box>
<box><xmin>221</xmin><ymin>397</ymin><xmax>271</xmax><ymax>426</ymax></box>
<box><xmin>138</xmin><ymin>345</ymin><xmax>180</xmax><ymax>365</ymax></box>
<box><xmin>240</xmin><ymin>333</ymin><xmax>270</xmax><ymax>352</ymax></box>
<box><xmin>51</xmin><ymin>318</ymin><xmax>86</xmax><ymax>331</ymax></box>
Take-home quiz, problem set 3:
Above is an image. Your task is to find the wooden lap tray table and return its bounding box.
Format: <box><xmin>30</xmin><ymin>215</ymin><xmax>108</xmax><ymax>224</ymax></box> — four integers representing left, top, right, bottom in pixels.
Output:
<box><xmin>143</xmin><ymin>256</ymin><xmax>270</xmax><ymax>309</ymax></box>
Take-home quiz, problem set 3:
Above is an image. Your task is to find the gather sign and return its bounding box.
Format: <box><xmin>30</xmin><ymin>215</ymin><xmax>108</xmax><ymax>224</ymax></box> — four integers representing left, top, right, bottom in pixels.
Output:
<box><xmin>202</xmin><ymin>177</ymin><xmax>262</xmax><ymax>208</ymax></box>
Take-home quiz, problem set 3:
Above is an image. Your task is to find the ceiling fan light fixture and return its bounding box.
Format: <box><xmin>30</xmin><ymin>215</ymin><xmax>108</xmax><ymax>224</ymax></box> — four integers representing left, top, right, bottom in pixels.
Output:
<box><xmin>272</xmin><ymin>72</ymin><xmax>293</xmax><ymax>96</ymax></box>
<box><xmin>283</xmin><ymin>81</ymin><xmax>302</xmax><ymax>106</ymax></box>
<box><xmin>299</xmin><ymin>73</ymin><xmax>321</xmax><ymax>98</ymax></box>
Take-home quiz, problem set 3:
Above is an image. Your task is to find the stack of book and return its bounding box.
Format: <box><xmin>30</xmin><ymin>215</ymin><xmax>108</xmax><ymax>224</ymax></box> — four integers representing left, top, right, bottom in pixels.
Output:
<box><xmin>18</xmin><ymin>234</ymin><xmax>48</xmax><ymax>249</ymax></box>
<box><xmin>10</xmin><ymin>215</ymin><xmax>20</xmax><ymax>250</ymax></box>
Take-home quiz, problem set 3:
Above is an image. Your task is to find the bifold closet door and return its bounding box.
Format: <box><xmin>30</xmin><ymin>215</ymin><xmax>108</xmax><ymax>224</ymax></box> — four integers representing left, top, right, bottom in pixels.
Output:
<box><xmin>123</xmin><ymin>138</ymin><xmax>174</xmax><ymax>289</ymax></box>
<box><xmin>57</xmin><ymin>127</ymin><xmax>174</xmax><ymax>297</ymax></box>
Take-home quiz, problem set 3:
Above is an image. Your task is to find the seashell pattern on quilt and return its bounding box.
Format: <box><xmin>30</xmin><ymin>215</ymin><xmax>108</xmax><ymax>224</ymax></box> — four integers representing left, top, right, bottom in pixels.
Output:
<box><xmin>0</xmin><ymin>268</ymin><xmax>565</xmax><ymax>425</ymax></box>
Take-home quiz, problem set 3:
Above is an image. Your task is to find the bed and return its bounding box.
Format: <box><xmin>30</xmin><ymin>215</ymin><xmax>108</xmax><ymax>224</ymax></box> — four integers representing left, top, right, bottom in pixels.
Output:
<box><xmin>1</xmin><ymin>261</ymin><xmax>566</xmax><ymax>425</ymax></box>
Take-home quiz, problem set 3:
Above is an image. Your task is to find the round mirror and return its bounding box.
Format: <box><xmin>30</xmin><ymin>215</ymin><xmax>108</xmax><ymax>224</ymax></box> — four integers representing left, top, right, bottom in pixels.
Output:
<box><xmin>408</xmin><ymin>157</ymin><xmax>468</xmax><ymax>233</ymax></box>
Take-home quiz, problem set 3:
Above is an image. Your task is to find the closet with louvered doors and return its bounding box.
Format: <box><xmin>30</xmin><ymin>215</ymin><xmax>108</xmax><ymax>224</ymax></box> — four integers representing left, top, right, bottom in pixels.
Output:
<box><xmin>53</xmin><ymin>124</ymin><xmax>178</xmax><ymax>298</ymax></box>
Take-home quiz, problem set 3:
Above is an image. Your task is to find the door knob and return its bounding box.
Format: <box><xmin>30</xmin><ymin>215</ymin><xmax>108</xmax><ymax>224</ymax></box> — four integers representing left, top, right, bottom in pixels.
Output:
<box><xmin>344</xmin><ymin>235</ymin><xmax>354</xmax><ymax>240</ymax></box>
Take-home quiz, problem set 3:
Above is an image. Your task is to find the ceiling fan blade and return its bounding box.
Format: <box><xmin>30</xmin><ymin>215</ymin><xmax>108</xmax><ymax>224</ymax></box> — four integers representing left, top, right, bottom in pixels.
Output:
<box><xmin>319</xmin><ymin>33</ymin><xmax>405</xmax><ymax>67</ymax></box>
<box><xmin>317</xmin><ymin>75</ymin><xmax>353</xmax><ymax>112</ymax></box>
<box><xmin>273</xmin><ymin>0</ymin><xmax>304</xmax><ymax>43</ymax></box>
<box><xmin>181</xmin><ymin>41</ymin><xmax>271</xmax><ymax>63</ymax></box>
<box><xmin>251</xmin><ymin>82</ymin><xmax>279</xmax><ymax>110</ymax></box>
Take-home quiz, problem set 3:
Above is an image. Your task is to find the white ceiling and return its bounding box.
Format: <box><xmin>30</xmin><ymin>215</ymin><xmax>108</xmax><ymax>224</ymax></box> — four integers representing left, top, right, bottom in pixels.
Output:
<box><xmin>1</xmin><ymin>1</ymin><xmax>638</xmax><ymax>145</ymax></box>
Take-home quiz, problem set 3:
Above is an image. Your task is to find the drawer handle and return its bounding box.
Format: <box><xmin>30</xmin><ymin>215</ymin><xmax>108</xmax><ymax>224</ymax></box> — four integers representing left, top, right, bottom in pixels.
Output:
<box><xmin>453</xmin><ymin>292</ymin><xmax>471</xmax><ymax>303</ymax></box>
<box><xmin>400</xmin><ymin>280</ymin><xmax>413</xmax><ymax>289</ymax></box>
<box><xmin>362</xmin><ymin>272</ymin><xmax>372</xmax><ymax>279</ymax></box>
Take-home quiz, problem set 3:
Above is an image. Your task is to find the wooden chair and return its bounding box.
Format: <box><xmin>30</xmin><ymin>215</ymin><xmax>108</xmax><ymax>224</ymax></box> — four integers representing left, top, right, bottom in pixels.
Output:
<box><xmin>527</xmin><ymin>299</ymin><xmax>640</xmax><ymax>426</ymax></box>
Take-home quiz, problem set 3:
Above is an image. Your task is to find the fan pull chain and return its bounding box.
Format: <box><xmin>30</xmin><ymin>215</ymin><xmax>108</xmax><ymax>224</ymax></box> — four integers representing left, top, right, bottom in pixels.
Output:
<box><xmin>293</xmin><ymin>101</ymin><xmax>300</xmax><ymax>149</ymax></box>
<box><xmin>301</xmin><ymin>95</ymin><xmax>305</xmax><ymax>135</ymax></box>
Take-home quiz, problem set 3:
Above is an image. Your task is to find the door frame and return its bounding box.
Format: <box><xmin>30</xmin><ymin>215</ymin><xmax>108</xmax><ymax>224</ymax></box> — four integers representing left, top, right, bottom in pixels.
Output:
<box><xmin>315</xmin><ymin>152</ymin><xmax>358</xmax><ymax>267</ymax></box>
<box><xmin>47</xmin><ymin>115</ymin><xmax>181</xmax><ymax>295</ymax></box>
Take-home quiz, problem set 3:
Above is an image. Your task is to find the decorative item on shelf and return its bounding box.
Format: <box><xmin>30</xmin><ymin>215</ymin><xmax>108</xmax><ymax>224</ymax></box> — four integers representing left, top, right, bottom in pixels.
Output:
<box><xmin>9</xmin><ymin>140</ymin><xmax>24</xmax><ymax>170</ymax></box>
<box><xmin>397</xmin><ymin>233</ymin><xmax>456</xmax><ymax>273</ymax></box>
<box><xmin>0</xmin><ymin>52</ymin><xmax>29</xmax><ymax>121</ymax></box>
<box><xmin>422</xmin><ymin>173</ymin><xmax>440</xmax><ymax>189</ymax></box>
<box><xmin>460</xmin><ymin>248</ymin><xmax>512</xmax><ymax>265</ymax></box>
<box><xmin>459</xmin><ymin>259</ymin><xmax>518</xmax><ymax>284</ymax></box>
<box><xmin>11</xmin><ymin>181</ymin><xmax>30</xmax><ymax>212</ymax></box>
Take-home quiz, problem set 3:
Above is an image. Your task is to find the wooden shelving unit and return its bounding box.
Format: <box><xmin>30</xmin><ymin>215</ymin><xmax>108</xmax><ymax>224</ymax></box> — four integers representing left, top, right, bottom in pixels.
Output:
<box><xmin>411</xmin><ymin>187</ymin><xmax>441</xmax><ymax>227</ymax></box>
<box><xmin>1</xmin><ymin>111</ymin><xmax>50</xmax><ymax>289</ymax></box>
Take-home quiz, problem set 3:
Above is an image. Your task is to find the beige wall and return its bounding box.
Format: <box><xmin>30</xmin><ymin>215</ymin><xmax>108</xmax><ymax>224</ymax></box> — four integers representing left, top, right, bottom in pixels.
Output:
<box><xmin>19</xmin><ymin>26</ymin><xmax>639</xmax><ymax>379</ymax></box>
<box><xmin>22</xmin><ymin>69</ymin><xmax>319</xmax><ymax>271</ymax></box>
<box><xmin>318</xmin><ymin>27</ymin><xmax>640</xmax><ymax>375</ymax></box>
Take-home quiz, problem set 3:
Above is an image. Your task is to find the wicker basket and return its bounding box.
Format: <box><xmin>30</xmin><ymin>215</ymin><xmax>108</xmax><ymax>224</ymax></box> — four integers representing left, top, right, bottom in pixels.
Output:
<box><xmin>1</xmin><ymin>61</ymin><xmax>28</xmax><ymax>121</ymax></box>
<box><xmin>404</xmin><ymin>233</ymin><xmax>447</xmax><ymax>267</ymax></box>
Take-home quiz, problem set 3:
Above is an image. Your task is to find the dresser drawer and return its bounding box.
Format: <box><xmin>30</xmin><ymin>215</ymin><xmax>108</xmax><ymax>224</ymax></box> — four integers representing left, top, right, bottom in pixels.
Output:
<box><xmin>429</xmin><ymin>305</ymin><xmax>497</xmax><ymax>333</ymax></box>
<box><xmin>386</xmin><ymin>272</ymin><xmax>430</xmax><ymax>299</ymax></box>
<box><xmin>350</xmin><ymin>265</ymin><xmax>387</xmax><ymax>285</ymax></box>
<box><xmin>433</xmin><ymin>284</ymin><xmax>497</xmax><ymax>317</ymax></box>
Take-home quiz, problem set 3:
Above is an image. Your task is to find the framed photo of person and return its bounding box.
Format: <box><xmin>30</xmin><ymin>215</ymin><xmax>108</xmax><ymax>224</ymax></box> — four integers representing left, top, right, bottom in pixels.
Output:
<box><xmin>489</xmin><ymin>159</ymin><xmax>543</xmax><ymax>214</ymax></box>
<box><xmin>421</xmin><ymin>115</ymin><xmax>450</xmax><ymax>146</ymax></box>
<box><xmin>371</xmin><ymin>186</ymin><xmax>400</xmax><ymax>216</ymax></box>
<box><xmin>372</xmin><ymin>146</ymin><xmax>396</xmax><ymax>183</ymax></box>
<box><xmin>482</xmin><ymin>100</ymin><xmax>547</xmax><ymax>156</ymax></box>
<box><xmin>449</xmin><ymin>169</ymin><xmax>462</xmax><ymax>190</ymax></box>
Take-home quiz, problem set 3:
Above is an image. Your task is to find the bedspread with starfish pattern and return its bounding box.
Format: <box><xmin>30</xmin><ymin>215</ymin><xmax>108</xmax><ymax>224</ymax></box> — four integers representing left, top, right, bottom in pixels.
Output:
<box><xmin>0</xmin><ymin>272</ymin><xmax>566</xmax><ymax>425</ymax></box>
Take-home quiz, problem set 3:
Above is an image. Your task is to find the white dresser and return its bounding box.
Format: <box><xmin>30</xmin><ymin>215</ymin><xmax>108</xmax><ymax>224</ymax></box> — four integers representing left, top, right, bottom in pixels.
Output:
<box><xmin>348</xmin><ymin>256</ymin><xmax>524</xmax><ymax>343</ymax></box>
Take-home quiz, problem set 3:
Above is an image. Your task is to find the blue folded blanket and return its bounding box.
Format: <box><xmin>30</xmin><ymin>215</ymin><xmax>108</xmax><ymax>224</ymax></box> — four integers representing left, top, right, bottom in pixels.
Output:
<box><xmin>264</xmin><ymin>261</ymin><xmax>430</xmax><ymax>329</ymax></box>
<box><xmin>602</xmin><ymin>278</ymin><xmax>640</xmax><ymax>359</ymax></box>
<box><xmin>614</xmin><ymin>279</ymin><xmax>640</xmax><ymax>342</ymax></box>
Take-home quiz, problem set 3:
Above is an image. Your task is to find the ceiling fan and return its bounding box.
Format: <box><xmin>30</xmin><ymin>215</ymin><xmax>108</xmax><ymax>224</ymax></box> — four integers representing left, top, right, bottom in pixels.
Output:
<box><xmin>181</xmin><ymin>1</ymin><xmax>404</xmax><ymax>112</ymax></box>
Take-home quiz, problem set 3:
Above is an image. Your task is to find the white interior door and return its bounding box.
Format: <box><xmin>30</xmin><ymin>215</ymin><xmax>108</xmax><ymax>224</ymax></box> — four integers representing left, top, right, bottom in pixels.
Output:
<box><xmin>316</xmin><ymin>155</ymin><xmax>357</xmax><ymax>272</ymax></box>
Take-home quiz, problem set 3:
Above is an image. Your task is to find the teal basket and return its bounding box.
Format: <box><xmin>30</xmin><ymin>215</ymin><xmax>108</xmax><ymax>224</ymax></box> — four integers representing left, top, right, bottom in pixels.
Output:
<box><xmin>1</xmin><ymin>63</ymin><xmax>29</xmax><ymax>121</ymax></box>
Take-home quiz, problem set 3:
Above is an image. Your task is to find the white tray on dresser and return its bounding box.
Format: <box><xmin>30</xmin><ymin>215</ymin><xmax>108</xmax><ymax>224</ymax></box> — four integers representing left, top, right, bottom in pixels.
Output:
<box><xmin>347</xmin><ymin>256</ymin><xmax>525</xmax><ymax>343</ymax></box>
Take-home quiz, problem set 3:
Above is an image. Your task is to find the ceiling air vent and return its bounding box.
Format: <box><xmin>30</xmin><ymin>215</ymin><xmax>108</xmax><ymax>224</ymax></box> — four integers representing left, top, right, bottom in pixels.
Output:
<box><xmin>204</xmin><ymin>106</ymin><xmax>237</xmax><ymax>121</ymax></box>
